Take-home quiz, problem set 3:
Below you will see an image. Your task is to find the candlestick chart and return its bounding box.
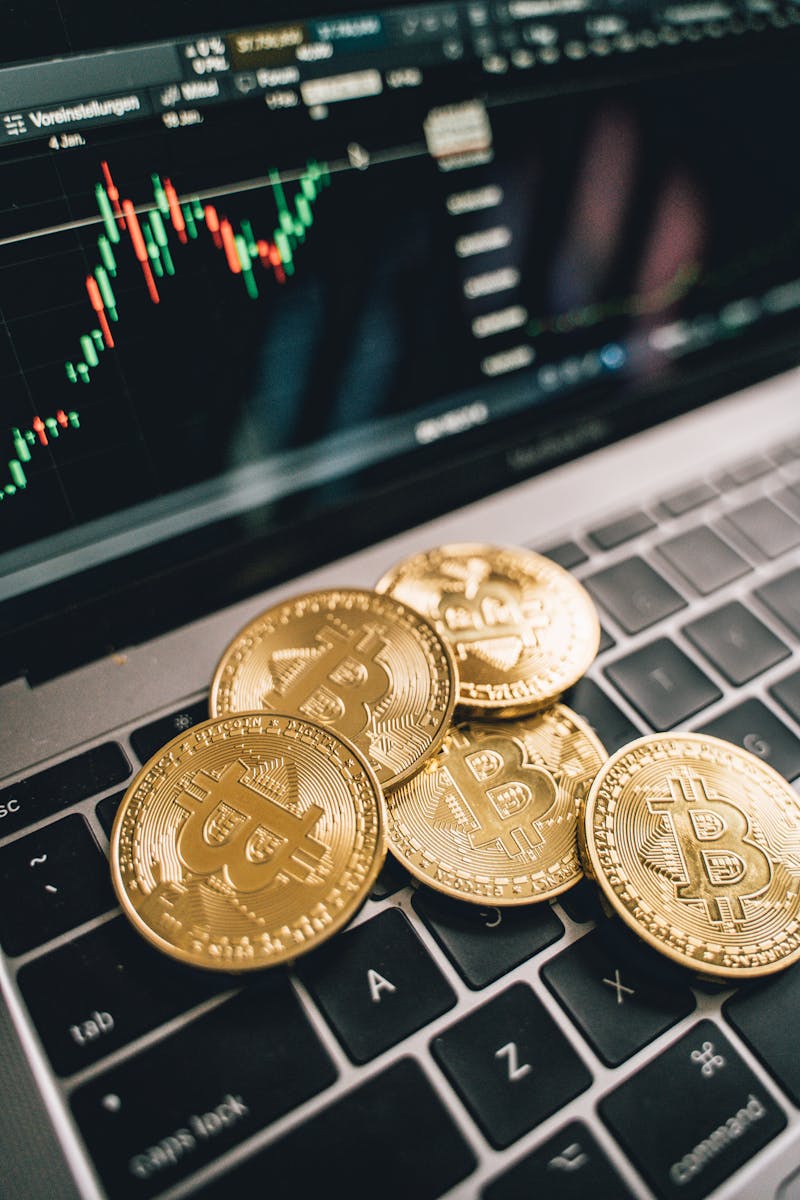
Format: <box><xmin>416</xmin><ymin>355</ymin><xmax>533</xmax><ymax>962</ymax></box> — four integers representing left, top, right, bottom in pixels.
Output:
<box><xmin>1</xmin><ymin>153</ymin><xmax>331</xmax><ymax>525</ymax></box>
<box><xmin>1</xmin><ymin>410</ymin><xmax>81</xmax><ymax>500</ymax></box>
<box><xmin>66</xmin><ymin>157</ymin><xmax>330</xmax><ymax>383</ymax></box>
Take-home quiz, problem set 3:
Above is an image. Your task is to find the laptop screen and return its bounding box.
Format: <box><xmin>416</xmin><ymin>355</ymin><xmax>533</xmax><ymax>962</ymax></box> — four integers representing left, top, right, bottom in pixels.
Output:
<box><xmin>1</xmin><ymin>3</ymin><xmax>799</xmax><ymax>678</ymax></box>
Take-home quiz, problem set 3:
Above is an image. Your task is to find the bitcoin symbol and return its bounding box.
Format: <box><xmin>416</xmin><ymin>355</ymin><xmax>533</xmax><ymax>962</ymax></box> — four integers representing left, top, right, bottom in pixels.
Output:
<box><xmin>439</xmin><ymin>731</ymin><xmax>557</xmax><ymax>857</ymax></box>
<box><xmin>439</xmin><ymin>578</ymin><xmax>548</xmax><ymax>667</ymax></box>
<box><xmin>264</xmin><ymin>622</ymin><xmax>390</xmax><ymax>741</ymax></box>
<box><xmin>176</xmin><ymin>760</ymin><xmax>326</xmax><ymax>892</ymax></box>
<box><xmin>648</xmin><ymin>774</ymin><xmax>772</xmax><ymax>925</ymax></box>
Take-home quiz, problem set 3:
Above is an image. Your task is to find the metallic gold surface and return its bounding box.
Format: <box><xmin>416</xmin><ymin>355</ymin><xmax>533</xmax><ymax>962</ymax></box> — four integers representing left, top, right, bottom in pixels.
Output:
<box><xmin>210</xmin><ymin>588</ymin><xmax>457</xmax><ymax>790</ymax></box>
<box><xmin>580</xmin><ymin>732</ymin><xmax>800</xmax><ymax>979</ymax></box>
<box><xmin>385</xmin><ymin>704</ymin><xmax>607</xmax><ymax>904</ymax></box>
<box><xmin>110</xmin><ymin>713</ymin><xmax>385</xmax><ymax>970</ymax></box>
<box><xmin>375</xmin><ymin>543</ymin><xmax>600</xmax><ymax>714</ymax></box>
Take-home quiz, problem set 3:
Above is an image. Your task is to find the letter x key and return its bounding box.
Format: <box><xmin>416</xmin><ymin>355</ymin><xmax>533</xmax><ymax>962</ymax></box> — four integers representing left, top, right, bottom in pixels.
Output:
<box><xmin>602</xmin><ymin>969</ymin><xmax>635</xmax><ymax>1005</ymax></box>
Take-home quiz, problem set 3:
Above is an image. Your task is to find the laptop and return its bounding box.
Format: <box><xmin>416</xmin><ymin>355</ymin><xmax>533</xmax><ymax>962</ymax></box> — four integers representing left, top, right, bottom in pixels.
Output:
<box><xmin>2</xmin><ymin>1</ymin><xmax>800</xmax><ymax>1196</ymax></box>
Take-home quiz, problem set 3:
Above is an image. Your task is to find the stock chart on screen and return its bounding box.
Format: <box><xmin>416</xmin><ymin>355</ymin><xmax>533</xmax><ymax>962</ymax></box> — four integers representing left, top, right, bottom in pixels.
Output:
<box><xmin>2</xmin><ymin>1</ymin><xmax>800</xmax><ymax>584</ymax></box>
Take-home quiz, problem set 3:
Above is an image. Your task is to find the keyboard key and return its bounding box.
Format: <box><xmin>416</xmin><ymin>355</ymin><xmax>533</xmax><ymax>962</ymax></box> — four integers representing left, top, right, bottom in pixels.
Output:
<box><xmin>130</xmin><ymin>700</ymin><xmax>208</xmax><ymax>764</ymax></box>
<box><xmin>598</xmin><ymin>625</ymin><xmax>615</xmax><ymax>653</ymax></box>
<box><xmin>557</xmin><ymin>878</ymin><xmax>601</xmax><ymax>925</ymax></box>
<box><xmin>370</xmin><ymin>854</ymin><xmax>411</xmax><ymax>900</ymax></box>
<box><xmin>196</xmin><ymin>1058</ymin><xmax>476</xmax><ymax>1200</ymax></box>
<box><xmin>683</xmin><ymin>601</ymin><xmax>789</xmax><ymax>685</ymax></box>
<box><xmin>777</xmin><ymin>479</ymin><xmax>800</xmax><ymax>511</ymax></box>
<box><xmin>726</xmin><ymin>498</ymin><xmax>800</xmax><ymax>559</ymax></box>
<box><xmin>770</xmin><ymin>669</ymin><xmax>800</xmax><ymax>725</ymax></box>
<box><xmin>695</xmin><ymin>699</ymin><xmax>800</xmax><ymax>781</ymax></box>
<box><xmin>777</xmin><ymin>1165</ymin><xmax>800</xmax><ymax>1199</ymax></box>
<box><xmin>725</xmin><ymin>965</ymin><xmax>800</xmax><ymax>1104</ymax></box>
<box><xmin>296</xmin><ymin>908</ymin><xmax>456</xmax><ymax>1062</ymax></box>
<box><xmin>542</xmin><ymin>930</ymin><xmax>695</xmax><ymax>1066</ymax></box>
<box><xmin>715</xmin><ymin>455</ymin><xmax>773</xmax><ymax>489</ymax></box>
<box><xmin>770</xmin><ymin>437</ymin><xmax>800</xmax><ymax>465</ymax></box>
<box><xmin>605</xmin><ymin>639</ymin><xmax>722</xmax><ymax>731</ymax></box>
<box><xmin>589</xmin><ymin>509</ymin><xmax>655</xmax><ymax>551</ymax></box>
<box><xmin>412</xmin><ymin>888</ymin><xmax>562</xmax><ymax>989</ymax></box>
<box><xmin>656</xmin><ymin>527</ymin><xmax>750</xmax><ymax>595</ymax></box>
<box><xmin>483</xmin><ymin>1120</ymin><xmax>636</xmax><ymax>1199</ymax></box>
<box><xmin>584</xmin><ymin>557</ymin><xmax>686</xmax><ymax>634</ymax></box>
<box><xmin>541</xmin><ymin>540</ymin><xmax>588</xmax><ymax>570</ymax></box>
<box><xmin>756</xmin><ymin>569</ymin><xmax>800</xmax><ymax>639</ymax></box>
<box><xmin>432</xmin><ymin>982</ymin><xmax>591</xmax><ymax>1149</ymax></box>
<box><xmin>17</xmin><ymin>916</ymin><xmax>225</xmax><ymax>1076</ymax></box>
<box><xmin>660</xmin><ymin>481</ymin><xmax>718</xmax><ymax>518</ymax></box>
<box><xmin>0</xmin><ymin>816</ymin><xmax>115</xmax><ymax>956</ymax></box>
<box><xmin>600</xmin><ymin>1020</ymin><xmax>785</xmax><ymax>1200</ymax></box>
<box><xmin>95</xmin><ymin>790</ymin><xmax>125</xmax><ymax>838</ymax></box>
<box><xmin>71</xmin><ymin>980</ymin><xmax>337</xmax><ymax>1200</ymax></box>
<box><xmin>563</xmin><ymin>676</ymin><xmax>640</xmax><ymax>753</ymax></box>
<box><xmin>0</xmin><ymin>742</ymin><xmax>130</xmax><ymax>839</ymax></box>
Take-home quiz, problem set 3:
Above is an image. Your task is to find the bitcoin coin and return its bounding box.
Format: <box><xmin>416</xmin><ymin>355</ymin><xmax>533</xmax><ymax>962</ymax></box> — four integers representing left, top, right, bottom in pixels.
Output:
<box><xmin>210</xmin><ymin>588</ymin><xmax>457</xmax><ymax>790</ymax></box>
<box><xmin>580</xmin><ymin>732</ymin><xmax>800</xmax><ymax>979</ymax></box>
<box><xmin>375</xmin><ymin>543</ymin><xmax>599</xmax><ymax>714</ymax></box>
<box><xmin>110</xmin><ymin>712</ymin><xmax>385</xmax><ymax>970</ymax></box>
<box><xmin>385</xmin><ymin>704</ymin><xmax>607</xmax><ymax>904</ymax></box>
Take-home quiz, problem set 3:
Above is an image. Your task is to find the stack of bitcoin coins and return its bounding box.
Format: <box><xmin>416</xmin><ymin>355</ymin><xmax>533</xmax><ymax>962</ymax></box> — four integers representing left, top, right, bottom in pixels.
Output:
<box><xmin>373</xmin><ymin>543</ymin><xmax>605</xmax><ymax>907</ymax></box>
<box><xmin>110</xmin><ymin>542</ymin><xmax>800</xmax><ymax>983</ymax></box>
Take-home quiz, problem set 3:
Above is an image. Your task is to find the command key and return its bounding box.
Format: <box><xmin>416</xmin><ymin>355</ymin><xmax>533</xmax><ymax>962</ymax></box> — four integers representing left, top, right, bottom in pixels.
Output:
<box><xmin>600</xmin><ymin>1019</ymin><xmax>785</xmax><ymax>1200</ymax></box>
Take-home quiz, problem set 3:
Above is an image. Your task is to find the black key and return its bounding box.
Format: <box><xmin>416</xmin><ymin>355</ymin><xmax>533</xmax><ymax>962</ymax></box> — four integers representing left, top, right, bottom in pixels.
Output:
<box><xmin>726</xmin><ymin>498</ymin><xmax>800</xmax><ymax>559</ymax></box>
<box><xmin>483</xmin><ymin>1120</ymin><xmax>636</xmax><ymax>1200</ymax></box>
<box><xmin>715</xmin><ymin>455</ymin><xmax>773</xmax><ymax>489</ymax></box>
<box><xmin>557</xmin><ymin>879</ymin><xmax>601</xmax><ymax>925</ymax></box>
<box><xmin>130</xmin><ymin>700</ymin><xmax>208</xmax><ymax>764</ymax></box>
<box><xmin>71</xmin><ymin>981</ymin><xmax>337</xmax><ymax>1200</ymax></box>
<box><xmin>17</xmin><ymin>916</ymin><xmax>225</xmax><ymax>1076</ymax></box>
<box><xmin>725</xmin><ymin>965</ymin><xmax>800</xmax><ymax>1104</ymax></box>
<box><xmin>589</xmin><ymin>509</ymin><xmax>655</xmax><ymax>551</ymax></box>
<box><xmin>432</xmin><ymin>982</ymin><xmax>591</xmax><ymax>1149</ymax></box>
<box><xmin>563</xmin><ymin>677</ymin><xmax>641</xmax><ymax>753</ymax></box>
<box><xmin>605</xmin><ymin>639</ymin><xmax>722</xmax><ymax>731</ymax></box>
<box><xmin>541</xmin><ymin>540</ymin><xmax>588</xmax><ymax>570</ymax></box>
<box><xmin>756</xmin><ymin>569</ymin><xmax>800</xmax><ymax>639</ymax></box>
<box><xmin>598</xmin><ymin>625</ymin><xmax>615</xmax><ymax>654</ymax></box>
<box><xmin>584</xmin><ymin>557</ymin><xmax>686</xmax><ymax>634</ymax></box>
<box><xmin>370</xmin><ymin>854</ymin><xmax>411</xmax><ymax>900</ymax></box>
<box><xmin>0</xmin><ymin>816</ymin><xmax>115</xmax><ymax>956</ymax></box>
<box><xmin>660</xmin><ymin>481</ymin><xmax>717</xmax><ymax>518</ymax></box>
<box><xmin>412</xmin><ymin>888</ymin><xmax>562</xmax><ymax>989</ymax></box>
<box><xmin>683</xmin><ymin>601</ymin><xmax>789</xmax><ymax>686</ymax></box>
<box><xmin>770</xmin><ymin>669</ymin><xmax>800</xmax><ymax>725</ymax></box>
<box><xmin>0</xmin><ymin>742</ymin><xmax>130</xmax><ymax>838</ymax></box>
<box><xmin>296</xmin><ymin>908</ymin><xmax>456</xmax><ymax>1063</ymax></box>
<box><xmin>95</xmin><ymin>790</ymin><xmax>125</xmax><ymax>839</ymax></box>
<box><xmin>196</xmin><ymin>1059</ymin><xmax>476</xmax><ymax>1200</ymax></box>
<box><xmin>600</xmin><ymin>1020</ymin><xmax>786</xmax><ymax>1200</ymax></box>
<box><xmin>695</xmin><ymin>699</ymin><xmax>800</xmax><ymax>781</ymax></box>
<box><xmin>542</xmin><ymin>930</ymin><xmax>695</xmax><ymax>1066</ymax></box>
<box><xmin>657</xmin><ymin>527</ymin><xmax>750</xmax><ymax>595</ymax></box>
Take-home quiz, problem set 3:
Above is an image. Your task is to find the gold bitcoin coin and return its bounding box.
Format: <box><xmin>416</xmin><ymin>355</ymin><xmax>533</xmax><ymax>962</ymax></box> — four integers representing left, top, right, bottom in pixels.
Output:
<box><xmin>580</xmin><ymin>732</ymin><xmax>800</xmax><ymax>979</ymax></box>
<box><xmin>210</xmin><ymin>588</ymin><xmax>457</xmax><ymax>790</ymax></box>
<box><xmin>375</xmin><ymin>543</ymin><xmax>599</xmax><ymax>714</ymax></box>
<box><xmin>385</xmin><ymin>704</ymin><xmax>607</xmax><ymax>904</ymax></box>
<box><xmin>110</xmin><ymin>712</ymin><xmax>385</xmax><ymax>970</ymax></box>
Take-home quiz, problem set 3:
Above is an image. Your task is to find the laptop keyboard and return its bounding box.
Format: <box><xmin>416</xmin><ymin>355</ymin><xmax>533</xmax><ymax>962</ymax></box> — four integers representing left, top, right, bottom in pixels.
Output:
<box><xmin>4</xmin><ymin>435</ymin><xmax>800</xmax><ymax>1198</ymax></box>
